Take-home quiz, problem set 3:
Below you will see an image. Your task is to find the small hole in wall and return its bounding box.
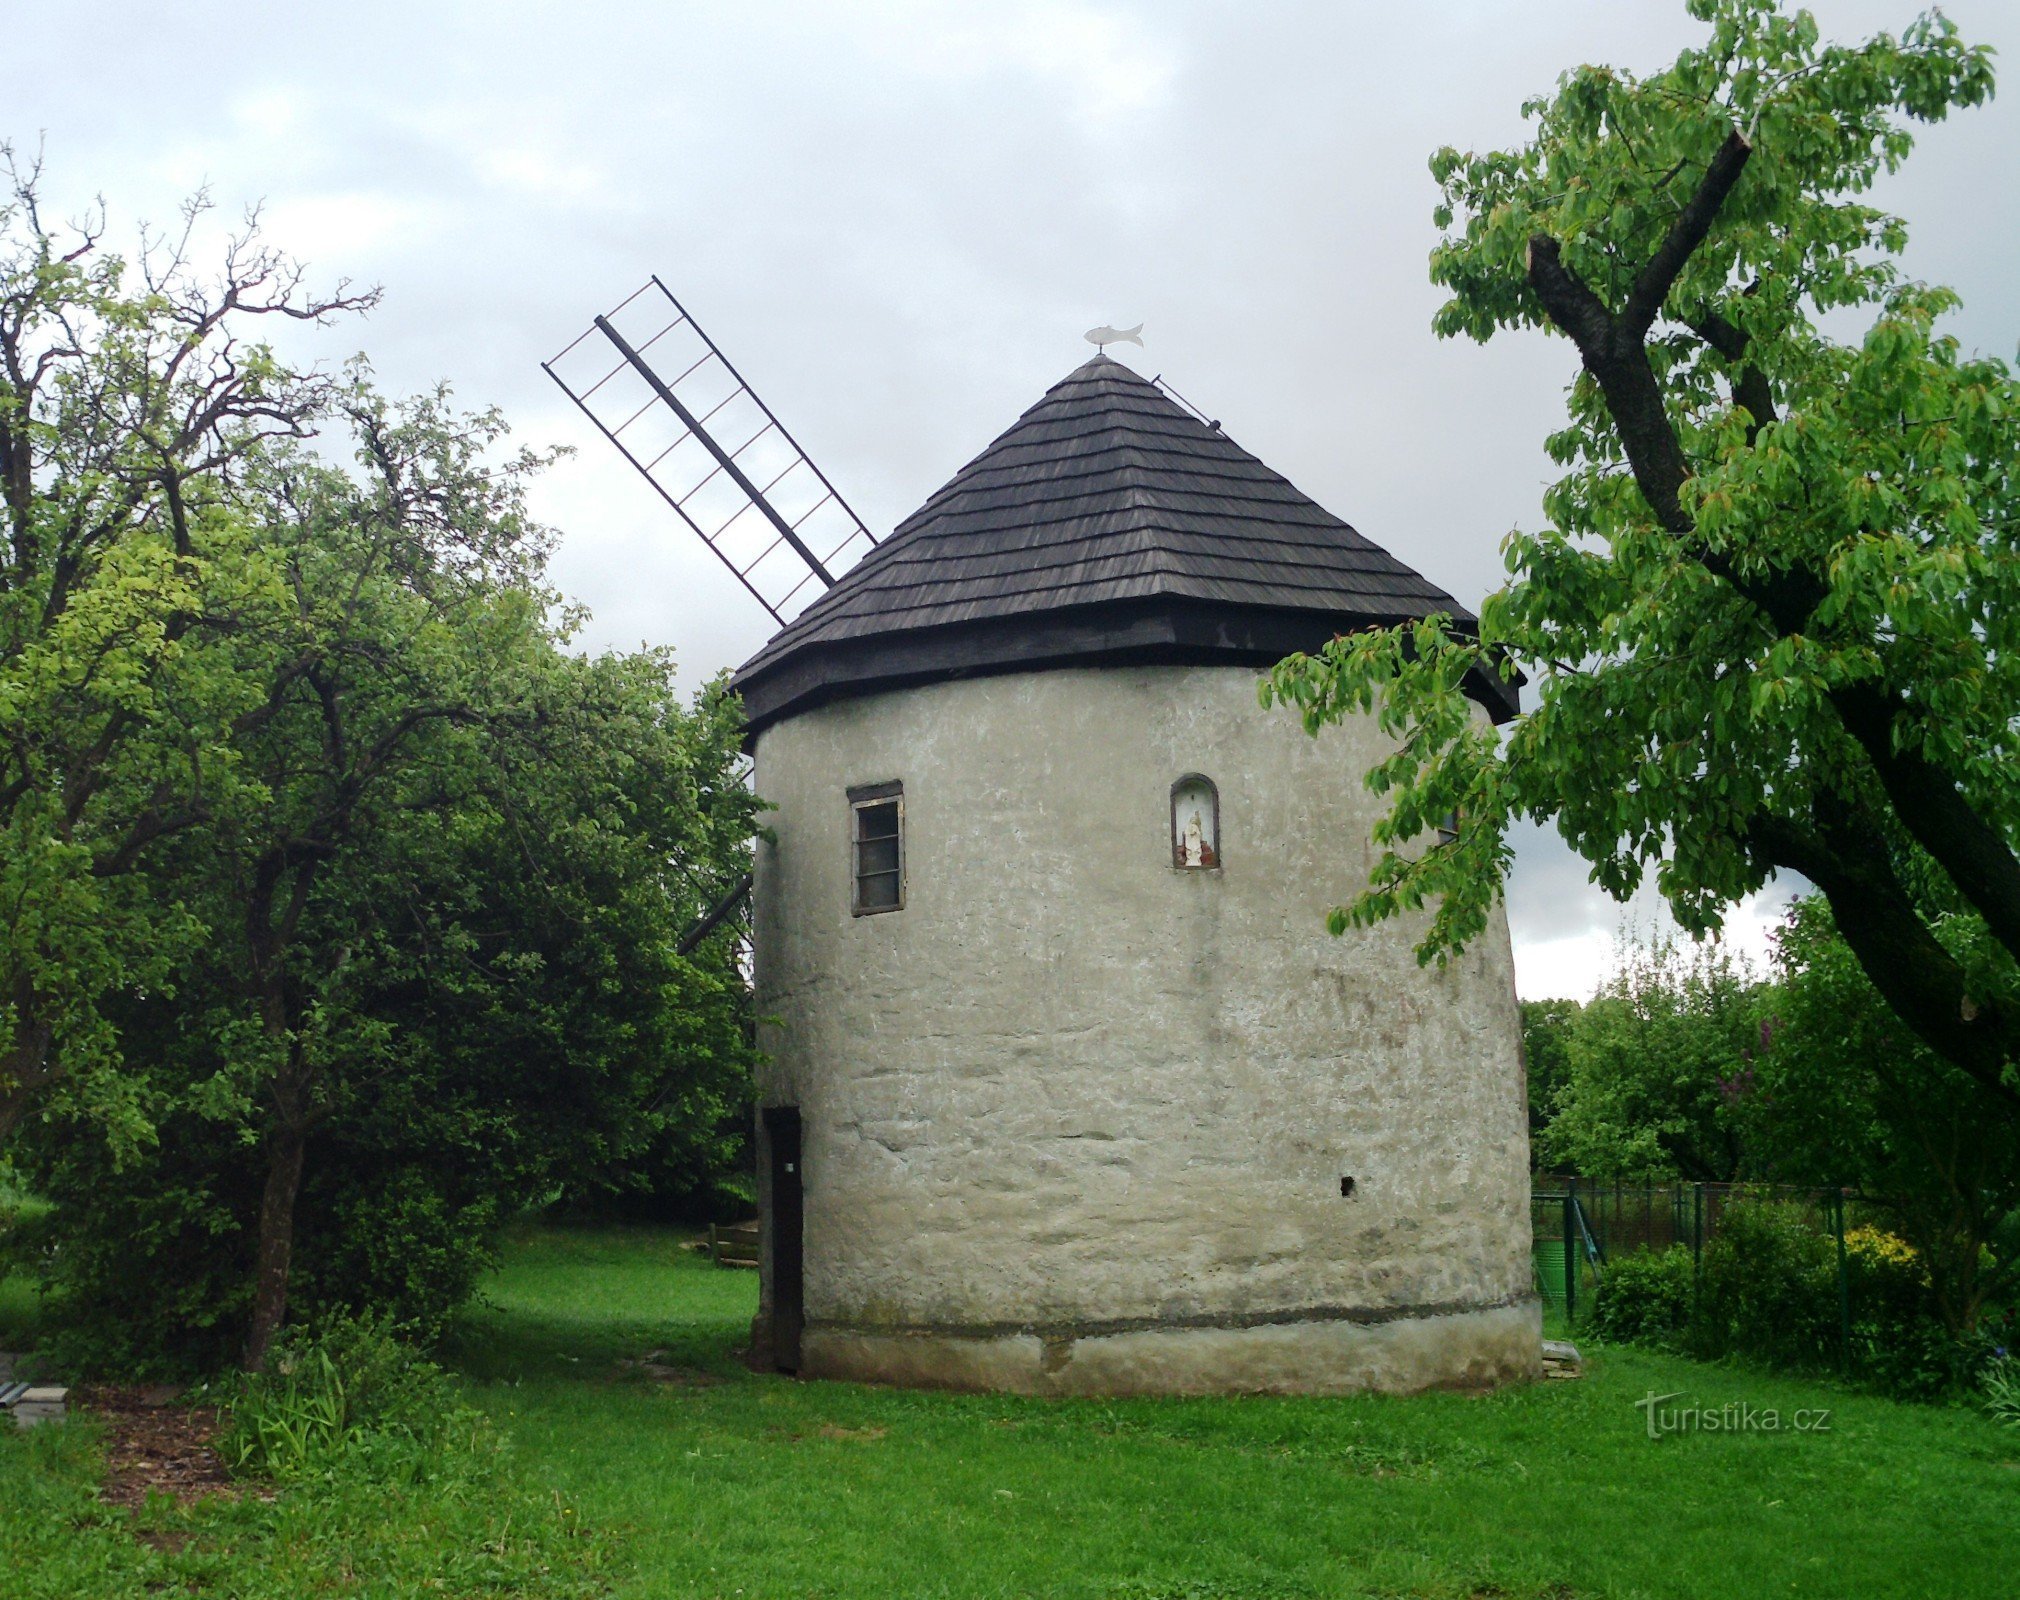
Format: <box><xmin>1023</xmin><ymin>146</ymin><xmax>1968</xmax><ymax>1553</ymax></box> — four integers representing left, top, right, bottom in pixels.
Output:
<box><xmin>1340</xmin><ymin>1176</ymin><xmax>1357</xmax><ymax>1198</ymax></box>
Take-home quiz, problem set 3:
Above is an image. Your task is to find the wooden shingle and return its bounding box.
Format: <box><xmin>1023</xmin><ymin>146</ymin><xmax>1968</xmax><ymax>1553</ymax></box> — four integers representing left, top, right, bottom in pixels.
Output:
<box><xmin>733</xmin><ymin>355</ymin><xmax>1513</xmax><ymax>733</ymax></box>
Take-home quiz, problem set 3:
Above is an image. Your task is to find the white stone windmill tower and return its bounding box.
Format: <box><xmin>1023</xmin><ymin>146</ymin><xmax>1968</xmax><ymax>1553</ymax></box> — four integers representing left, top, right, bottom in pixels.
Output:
<box><xmin>546</xmin><ymin>287</ymin><xmax>1538</xmax><ymax>1395</ymax></box>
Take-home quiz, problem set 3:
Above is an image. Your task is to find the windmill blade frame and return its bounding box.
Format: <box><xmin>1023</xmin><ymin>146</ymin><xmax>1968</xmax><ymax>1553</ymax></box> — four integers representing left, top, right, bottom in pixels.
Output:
<box><xmin>542</xmin><ymin>277</ymin><xmax>879</xmax><ymax>629</ymax></box>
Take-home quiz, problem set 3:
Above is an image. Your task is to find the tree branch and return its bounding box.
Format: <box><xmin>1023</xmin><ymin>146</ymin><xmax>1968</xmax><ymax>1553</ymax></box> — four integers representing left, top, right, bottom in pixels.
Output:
<box><xmin>1750</xmin><ymin>810</ymin><xmax>2020</xmax><ymax>1113</ymax></box>
<box><xmin>1828</xmin><ymin>683</ymin><xmax>2020</xmax><ymax>968</ymax></box>
<box><xmin>1524</xmin><ymin>234</ymin><xmax>1615</xmax><ymax>355</ymax></box>
<box><xmin>1623</xmin><ymin>128</ymin><xmax>1752</xmax><ymax>336</ymax></box>
<box><xmin>1686</xmin><ymin>304</ymin><xmax>1778</xmax><ymax>441</ymax></box>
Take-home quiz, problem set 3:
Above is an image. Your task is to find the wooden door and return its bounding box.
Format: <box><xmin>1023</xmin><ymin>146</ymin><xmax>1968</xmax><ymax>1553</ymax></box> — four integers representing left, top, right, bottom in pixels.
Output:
<box><xmin>765</xmin><ymin>1107</ymin><xmax>804</xmax><ymax>1373</ymax></box>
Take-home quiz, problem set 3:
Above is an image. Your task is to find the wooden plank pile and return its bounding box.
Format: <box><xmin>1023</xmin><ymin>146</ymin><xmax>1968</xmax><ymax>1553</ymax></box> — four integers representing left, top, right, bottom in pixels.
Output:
<box><xmin>708</xmin><ymin>1221</ymin><xmax>760</xmax><ymax>1269</ymax></box>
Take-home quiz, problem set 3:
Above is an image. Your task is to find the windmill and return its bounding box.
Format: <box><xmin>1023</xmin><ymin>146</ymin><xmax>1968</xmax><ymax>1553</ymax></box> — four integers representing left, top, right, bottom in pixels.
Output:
<box><xmin>542</xmin><ymin>278</ymin><xmax>879</xmax><ymax>954</ymax></box>
<box><xmin>544</xmin><ymin>282</ymin><xmax>1538</xmax><ymax>1396</ymax></box>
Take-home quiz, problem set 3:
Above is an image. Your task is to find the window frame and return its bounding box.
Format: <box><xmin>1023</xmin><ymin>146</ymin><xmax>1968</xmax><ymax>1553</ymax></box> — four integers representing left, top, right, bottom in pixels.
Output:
<box><xmin>847</xmin><ymin>780</ymin><xmax>905</xmax><ymax>916</ymax></box>
<box><xmin>1170</xmin><ymin>773</ymin><xmax>1221</xmax><ymax>871</ymax></box>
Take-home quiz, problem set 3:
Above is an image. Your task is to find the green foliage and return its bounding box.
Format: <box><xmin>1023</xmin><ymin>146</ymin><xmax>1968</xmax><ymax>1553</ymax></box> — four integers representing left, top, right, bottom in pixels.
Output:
<box><xmin>1751</xmin><ymin>896</ymin><xmax>2020</xmax><ymax>1335</ymax></box>
<box><xmin>1690</xmin><ymin>1198</ymin><xmax>1842</xmax><ymax>1369</ymax></box>
<box><xmin>0</xmin><ymin>151</ymin><xmax>371</xmax><ymax>1154</ymax></box>
<box><xmin>221</xmin><ymin>1342</ymin><xmax>350</xmax><ymax>1475</ymax></box>
<box><xmin>0</xmin><ymin>172</ymin><xmax>761</xmax><ymax>1370</ymax></box>
<box><xmin>5</xmin><ymin>1126</ymin><xmax>252</xmax><ymax>1374</ymax></box>
<box><xmin>1518</xmin><ymin>997</ymin><xmax>1577</xmax><ymax>1158</ymax></box>
<box><xmin>1982</xmin><ymin>1357</ymin><xmax>2020</xmax><ymax>1430</ymax></box>
<box><xmin>8</xmin><ymin>545</ymin><xmax>759</xmax><ymax>1370</ymax></box>
<box><xmin>1526</xmin><ymin>899</ymin><xmax>2017</xmax><ymax>1372</ymax></box>
<box><xmin>0</xmin><ymin>1357</ymin><xmax>605</xmax><ymax>1598</ymax></box>
<box><xmin>1590</xmin><ymin>1243</ymin><xmax>1695</xmax><ymax>1346</ymax></box>
<box><xmin>1261</xmin><ymin>0</ymin><xmax>2020</xmax><ymax>1107</ymax></box>
<box><xmin>1540</xmin><ymin>929</ymin><xmax>1767</xmax><ymax>1179</ymax></box>
<box><xmin>1839</xmin><ymin>1223</ymin><xmax>1974</xmax><ymax>1399</ymax></box>
<box><xmin>216</xmin><ymin>1317</ymin><xmax>476</xmax><ymax>1483</ymax></box>
<box><xmin>1589</xmin><ymin>1201</ymin><xmax>1997</xmax><ymax>1399</ymax></box>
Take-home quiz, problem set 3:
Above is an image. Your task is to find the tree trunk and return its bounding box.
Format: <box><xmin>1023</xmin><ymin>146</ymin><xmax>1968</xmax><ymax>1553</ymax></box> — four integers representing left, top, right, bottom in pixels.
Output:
<box><xmin>241</xmin><ymin>860</ymin><xmax>316</xmax><ymax>1374</ymax></box>
<box><xmin>243</xmin><ymin>1119</ymin><xmax>308</xmax><ymax>1372</ymax></box>
<box><xmin>0</xmin><ymin>1017</ymin><xmax>55</xmax><ymax>1146</ymax></box>
<box><xmin>0</xmin><ymin>1085</ymin><xmax>31</xmax><ymax>1146</ymax></box>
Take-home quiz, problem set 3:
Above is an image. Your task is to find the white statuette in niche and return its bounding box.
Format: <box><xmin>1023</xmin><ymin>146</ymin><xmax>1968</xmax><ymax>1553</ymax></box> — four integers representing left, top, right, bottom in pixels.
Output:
<box><xmin>1170</xmin><ymin>774</ymin><xmax>1220</xmax><ymax>869</ymax></box>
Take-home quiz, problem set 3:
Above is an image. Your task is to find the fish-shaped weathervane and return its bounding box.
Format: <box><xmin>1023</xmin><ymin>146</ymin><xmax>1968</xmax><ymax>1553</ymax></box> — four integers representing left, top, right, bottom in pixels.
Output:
<box><xmin>1084</xmin><ymin>322</ymin><xmax>1144</xmax><ymax>350</ymax></box>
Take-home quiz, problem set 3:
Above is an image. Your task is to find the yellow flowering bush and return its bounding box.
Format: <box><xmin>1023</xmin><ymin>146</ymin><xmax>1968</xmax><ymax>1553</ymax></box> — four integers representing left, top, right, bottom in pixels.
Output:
<box><xmin>1844</xmin><ymin>1226</ymin><xmax>1925</xmax><ymax>1281</ymax></box>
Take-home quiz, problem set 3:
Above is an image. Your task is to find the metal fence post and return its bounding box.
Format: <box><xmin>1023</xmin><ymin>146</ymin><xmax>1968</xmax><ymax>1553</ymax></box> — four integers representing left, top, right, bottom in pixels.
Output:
<box><xmin>1690</xmin><ymin>1183</ymin><xmax>1705</xmax><ymax>1334</ymax></box>
<box><xmin>1834</xmin><ymin>1187</ymin><xmax>1852</xmax><ymax>1374</ymax></box>
<box><xmin>1564</xmin><ymin>1177</ymin><xmax>1578</xmax><ymax>1326</ymax></box>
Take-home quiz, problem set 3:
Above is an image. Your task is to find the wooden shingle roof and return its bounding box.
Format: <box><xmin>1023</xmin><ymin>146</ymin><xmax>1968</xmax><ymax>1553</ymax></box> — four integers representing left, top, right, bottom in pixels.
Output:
<box><xmin>733</xmin><ymin>354</ymin><xmax>1514</xmax><ymax>733</ymax></box>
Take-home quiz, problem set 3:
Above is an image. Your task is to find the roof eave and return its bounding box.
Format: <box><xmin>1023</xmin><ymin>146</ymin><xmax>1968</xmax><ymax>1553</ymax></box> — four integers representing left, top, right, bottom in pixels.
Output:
<box><xmin>733</xmin><ymin>595</ymin><xmax>1519</xmax><ymax>742</ymax></box>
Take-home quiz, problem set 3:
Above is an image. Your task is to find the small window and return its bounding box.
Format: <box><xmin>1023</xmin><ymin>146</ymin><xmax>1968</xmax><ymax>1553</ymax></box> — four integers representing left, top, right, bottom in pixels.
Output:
<box><xmin>849</xmin><ymin>781</ymin><xmax>904</xmax><ymax>914</ymax></box>
<box><xmin>1170</xmin><ymin>775</ymin><xmax>1220</xmax><ymax>870</ymax></box>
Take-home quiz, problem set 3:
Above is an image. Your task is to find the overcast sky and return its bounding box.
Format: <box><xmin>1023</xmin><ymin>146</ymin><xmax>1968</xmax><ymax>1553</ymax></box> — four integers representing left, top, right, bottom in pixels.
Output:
<box><xmin>12</xmin><ymin>1</ymin><xmax>2016</xmax><ymax>998</ymax></box>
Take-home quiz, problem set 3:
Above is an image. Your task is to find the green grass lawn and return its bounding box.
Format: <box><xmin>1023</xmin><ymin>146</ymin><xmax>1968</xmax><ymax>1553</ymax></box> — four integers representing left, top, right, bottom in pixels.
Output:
<box><xmin>3</xmin><ymin>1222</ymin><xmax>2017</xmax><ymax>1597</ymax></box>
<box><xmin>0</xmin><ymin>1180</ymin><xmax>49</xmax><ymax>1357</ymax></box>
<box><xmin>444</xmin><ymin>1224</ymin><xmax>2020</xmax><ymax>1600</ymax></box>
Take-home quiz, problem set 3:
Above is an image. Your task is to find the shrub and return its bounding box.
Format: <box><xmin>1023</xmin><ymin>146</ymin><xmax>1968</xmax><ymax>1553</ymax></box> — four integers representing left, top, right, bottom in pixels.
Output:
<box><xmin>1982</xmin><ymin>1357</ymin><xmax>2020</xmax><ymax>1430</ymax></box>
<box><xmin>1690</xmin><ymin>1199</ymin><xmax>1841</xmax><ymax>1371</ymax></box>
<box><xmin>1841</xmin><ymin>1225</ymin><xmax>1963</xmax><ymax>1399</ymax></box>
<box><xmin>1590</xmin><ymin>1245</ymin><xmax>1694</xmax><ymax>1347</ymax></box>
<box><xmin>1582</xmin><ymin>1203</ymin><xmax>1997</xmax><ymax>1400</ymax></box>
<box><xmin>216</xmin><ymin>1316</ymin><xmax>483</xmax><ymax>1484</ymax></box>
<box><xmin>3</xmin><ymin>1319</ymin><xmax>604</xmax><ymax>1596</ymax></box>
<box><xmin>15</xmin><ymin>1092</ymin><xmax>539</xmax><ymax>1375</ymax></box>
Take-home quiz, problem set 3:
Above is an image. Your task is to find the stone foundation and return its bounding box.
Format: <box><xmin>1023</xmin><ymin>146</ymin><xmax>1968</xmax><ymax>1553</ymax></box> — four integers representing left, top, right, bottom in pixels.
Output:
<box><xmin>798</xmin><ymin>1297</ymin><xmax>1541</xmax><ymax>1397</ymax></box>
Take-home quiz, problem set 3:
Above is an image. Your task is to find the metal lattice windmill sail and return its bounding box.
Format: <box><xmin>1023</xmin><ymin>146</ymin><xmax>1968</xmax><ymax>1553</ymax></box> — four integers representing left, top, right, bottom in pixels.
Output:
<box><xmin>542</xmin><ymin>277</ymin><xmax>879</xmax><ymax>628</ymax></box>
<box><xmin>544</xmin><ymin>277</ymin><xmax>883</xmax><ymax>951</ymax></box>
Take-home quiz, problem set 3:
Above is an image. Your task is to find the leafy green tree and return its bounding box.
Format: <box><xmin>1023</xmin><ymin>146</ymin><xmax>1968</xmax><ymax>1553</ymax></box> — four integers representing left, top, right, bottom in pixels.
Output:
<box><xmin>1753</xmin><ymin>897</ymin><xmax>2020</xmax><ymax>1335</ymax></box>
<box><xmin>1519</xmin><ymin>996</ymin><xmax>1579</xmax><ymax>1160</ymax></box>
<box><xmin>0</xmin><ymin>155</ymin><xmax>760</xmax><ymax>1371</ymax></box>
<box><xmin>1262</xmin><ymin>1</ymin><xmax>2020</xmax><ymax>1109</ymax></box>
<box><xmin>201</xmin><ymin>383</ymin><xmax>565</xmax><ymax>1369</ymax></box>
<box><xmin>0</xmin><ymin>148</ymin><xmax>371</xmax><ymax>1149</ymax></box>
<box><xmin>11</xmin><ymin>393</ymin><xmax>757</xmax><ymax>1371</ymax></box>
<box><xmin>1540</xmin><ymin>930</ymin><xmax>1766</xmax><ymax>1180</ymax></box>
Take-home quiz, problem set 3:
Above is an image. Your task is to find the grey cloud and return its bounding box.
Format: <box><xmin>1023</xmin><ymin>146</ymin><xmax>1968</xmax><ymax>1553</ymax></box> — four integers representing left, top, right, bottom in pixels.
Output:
<box><xmin>9</xmin><ymin>0</ymin><xmax>2010</xmax><ymax>988</ymax></box>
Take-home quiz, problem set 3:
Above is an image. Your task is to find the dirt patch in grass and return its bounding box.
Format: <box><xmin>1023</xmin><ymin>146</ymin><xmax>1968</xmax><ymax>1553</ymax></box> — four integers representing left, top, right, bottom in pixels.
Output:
<box><xmin>763</xmin><ymin>1422</ymin><xmax>889</xmax><ymax>1444</ymax></box>
<box><xmin>613</xmin><ymin>1350</ymin><xmax>728</xmax><ymax>1387</ymax></box>
<box><xmin>75</xmin><ymin>1384</ymin><xmax>244</xmax><ymax>1509</ymax></box>
<box><xmin>817</xmin><ymin>1423</ymin><xmax>887</xmax><ymax>1442</ymax></box>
